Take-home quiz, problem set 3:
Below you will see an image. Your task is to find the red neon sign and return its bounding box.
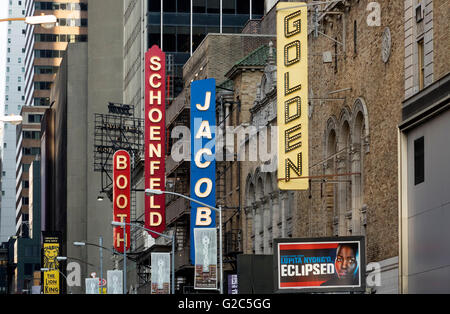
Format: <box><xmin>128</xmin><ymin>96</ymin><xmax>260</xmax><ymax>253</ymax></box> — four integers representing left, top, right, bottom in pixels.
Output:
<box><xmin>145</xmin><ymin>45</ymin><xmax>166</xmax><ymax>237</ymax></box>
<box><xmin>113</xmin><ymin>150</ymin><xmax>131</xmax><ymax>253</ymax></box>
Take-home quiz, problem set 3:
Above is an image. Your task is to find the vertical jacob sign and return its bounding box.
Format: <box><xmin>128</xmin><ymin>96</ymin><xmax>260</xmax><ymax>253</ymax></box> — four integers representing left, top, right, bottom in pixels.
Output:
<box><xmin>277</xmin><ymin>2</ymin><xmax>309</xmax><ymax>190</ymax></box>
<box><xmin>113</xmin><ymin>150</ymin><xmax>131</xmax><ymax>252</ymax></box>
<box><xmin>190</xmin><ymin>78</ymin><xmax>216</xmax><ymax>263</ymax></box>
<box><xmin>145</xmin><ymin>45</ymin><xmax>166</xmax><ymax>236</ymax></box>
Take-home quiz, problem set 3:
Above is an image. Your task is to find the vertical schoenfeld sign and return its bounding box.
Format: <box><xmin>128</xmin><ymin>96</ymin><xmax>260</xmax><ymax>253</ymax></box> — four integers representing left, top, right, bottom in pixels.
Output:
<box><xmin>145</xmin><ymin>45</ymin><xmax>166</xmax><ymax>237</ymax></box>
<box><xmin>190</xmin><ymin>78</ymin><xmax>216</xmax><ymax>264</ymax></box>
<box><xmin>277</xmin><ymin>2</ymin><xmax>309</xmax><ymax>190</ymax></box>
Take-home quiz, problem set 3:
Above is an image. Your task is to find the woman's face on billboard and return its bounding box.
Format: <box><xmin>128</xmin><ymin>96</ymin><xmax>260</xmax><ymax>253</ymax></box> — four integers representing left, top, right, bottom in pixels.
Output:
<box><xmin>335</xmin><ymin>246</ymin><xmax>357</xmax><ymax>278</ymax></box>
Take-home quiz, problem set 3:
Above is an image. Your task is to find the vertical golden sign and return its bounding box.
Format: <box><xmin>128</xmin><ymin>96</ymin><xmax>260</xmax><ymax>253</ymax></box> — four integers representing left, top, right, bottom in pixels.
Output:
<box><xmin>277</xmin><ymin>2</ymin><xmax>309</xmax><ymax>190</ymax></box>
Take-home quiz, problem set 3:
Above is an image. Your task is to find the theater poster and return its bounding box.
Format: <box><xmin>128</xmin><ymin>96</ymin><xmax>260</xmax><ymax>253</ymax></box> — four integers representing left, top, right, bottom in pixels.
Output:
<box><xmin>194</xmin><ymin>228</ymin><xmax>217</xmax><ymax>290</ymax></box>
<box><xmin>42</xmin><ymin>232</ymin><xmax>61</xmax><ymax>294</ymax></box>
<box><xmin>274</xmin><ymin>237</ymin><xmax>365</xmax><ymax>293</ymax></box>
<box><xmin>151</xmin><ymin>253</ymin><xmax>170</xmax><ymax>294</ymax></box>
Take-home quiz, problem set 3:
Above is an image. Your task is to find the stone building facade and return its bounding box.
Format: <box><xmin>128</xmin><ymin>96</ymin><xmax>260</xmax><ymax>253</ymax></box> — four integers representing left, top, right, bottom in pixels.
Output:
<box><xmin>218</xmin><ymin>0</ymin><xmax>407</xmax><ymax>293</ymax></box>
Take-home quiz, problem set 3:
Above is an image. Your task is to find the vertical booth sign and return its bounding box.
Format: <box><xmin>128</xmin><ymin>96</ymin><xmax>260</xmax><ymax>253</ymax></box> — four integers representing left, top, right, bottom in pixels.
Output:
<box><xmin>190</xmin><ymin>78</ymin><xmax>216</xmax><ymax>264</ymax></box>
<box><xmin>113</xmin><ymin>150</ymin><xmax>131</xmax><ymax>253</ymax></box>
<box><xmin>277</xmin><ymin>2</ymin><xmax>309</xmax><ymax>190</ymax></box>
<box><xmin>145</xmin><ymin>45</ymin><xmax>166</xmax><ymax>237</ymax></box>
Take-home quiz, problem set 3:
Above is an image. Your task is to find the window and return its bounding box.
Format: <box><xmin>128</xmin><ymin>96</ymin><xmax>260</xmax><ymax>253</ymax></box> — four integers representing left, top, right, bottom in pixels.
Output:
<box><xmin>24</xmin><ymin>263</ymin><xmax>33</xmax><ymax>276</ymax></box>
<box><xmin>418</xmin><ymin>39</ymin><xmax>425</xmax><ymax>90</ymax></box>
<box><xmin>28</xmin><ymin>114</ymin><xmax>42</xmax><ymax>123</ymax></box>
<box><xmin>414</xmin><ymin>137</ymin><xmax>425</xmax><ymax>185</ymax></box>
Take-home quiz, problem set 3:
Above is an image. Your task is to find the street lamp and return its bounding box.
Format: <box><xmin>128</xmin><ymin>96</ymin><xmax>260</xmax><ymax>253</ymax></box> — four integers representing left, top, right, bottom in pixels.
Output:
<box><xmin>0</xmin><ymin>15</ymin><xmax>57</xmax><ymax>28</ymax></box>
<box><xmin>0</xmin><ymin>114</ymin><xmax>23</xmax><ymax>125</ymax></box>
<box><xmin>73</xmin><ymin>237</ymin><xmax>108</xmax><ymax>293</ymax></box>
<box><xmin>145</xmin><ymin>188</ymin><xmax>224</xmax><ymax>294</ymax></box>
<box><xmin>111</xmin><ymin>220</ymin><xmax>176</xmax><ymax>294</ymax></box>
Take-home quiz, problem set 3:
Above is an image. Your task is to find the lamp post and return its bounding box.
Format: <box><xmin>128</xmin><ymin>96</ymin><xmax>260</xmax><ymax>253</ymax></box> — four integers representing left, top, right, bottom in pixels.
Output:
<box><xmin>145</xmin><ymin>188</ymin><xmax>223</xmax><ymax>294</ymax></box>
<box><xmin>0</xmin><ymin>15</ymin><xmax>57</xmax><ymax>28</ymax></box>
<box><xmin>111</xmin><ymin>220</ymin><xmax>176</xmax><ymax>294</ymax></box>
<box><xmin>73</xmin><ymin>237</ymin><xmax>110</xmax><ymax>293</ymax></box>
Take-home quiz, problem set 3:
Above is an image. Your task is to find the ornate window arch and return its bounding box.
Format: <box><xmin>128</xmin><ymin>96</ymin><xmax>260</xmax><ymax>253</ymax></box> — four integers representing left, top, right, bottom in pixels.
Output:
<box><xmin>245</xmin><ymin>174</ymin><xmax>255</xmax><ymax>253</ymax></box>
<box><xmin>351</xmin><ymin>98</ymin><xmax>370</xmax><ymax>236</ymax></box>
<box><xmin>324</xmin><ymin>117</ymin><xmax>338</xmax><ymax>236</ymax></box>
<box><xmin>338</xmin><ymin>107</ymin><xmax>352</xmax><ymax>235</ymax></box>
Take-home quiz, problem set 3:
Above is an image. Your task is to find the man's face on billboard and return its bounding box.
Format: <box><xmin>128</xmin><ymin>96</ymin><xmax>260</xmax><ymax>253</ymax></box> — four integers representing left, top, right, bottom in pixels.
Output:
<box><xmin>335</xmin><ymin>245</ymin><xmax>357</xmax><ymax>279</ymax></box>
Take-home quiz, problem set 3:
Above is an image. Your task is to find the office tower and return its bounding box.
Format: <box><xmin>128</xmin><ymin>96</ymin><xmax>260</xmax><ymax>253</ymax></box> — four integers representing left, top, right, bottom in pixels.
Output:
<box><xmin>14</xmin><ymin>0</ymin><xmax>88</xmax><ymax>235</ymax></box>
<box><xmin>0</xmin><ymin>0</ymin><xmax>28</xmax><ymax>242</ymax></box>
<box><xmin>24</xmin><ymin>0</ymin><xmax>88</xmax><ymax>108</ymax></box>
<box><xmin>147</xmin><ymin>0</ymin><xmax>264</xmax><ymax>101</ymax></box>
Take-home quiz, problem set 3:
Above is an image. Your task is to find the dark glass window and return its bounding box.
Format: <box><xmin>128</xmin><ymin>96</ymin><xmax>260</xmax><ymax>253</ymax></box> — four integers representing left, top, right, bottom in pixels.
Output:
<box><xmin>24</xmin><ymin>264</ymin><xmax>33</xmax><ymax>276</ymax></box>
<box><xmin>165</xmin><ymin>0</ymin><xmax>176</xmax><ymax>12</ymax></box>
<box><xmin>414</xmin><ymin>137</ymin><xmax>425</xmax><ymax>185</ymax></box>
<box><xmin>192</xmin><ymin>26</ymin><xmax>206</xmax><ymax>52</ymax></box>
<box><xmin>34</xmin><ymin>98</ymin><xmax>50</xmax><ymax>106</ymax></box>
<box><xmin>149</xmin><ymin>25</ymin><xmax>161</xmax><ymax>47</ymax></box>
<box><xmin>223</xmin><ymin>0</ymin><xmax>236</xmax><ymax>14</ymax></box>
<box><xmin>177</xmin><ymin>0</ymin><xmax>189</xmax><ymax>12</ymax></box>
<box><xmin>163</xmin><ymin>26</ymin><xmax>177</xmax><ymax>52</ymax></box>
<box><xmin>177</xmin><ymin>26</ymin><xmax>190</xmax><ymax>53</ymax></box>
<box><xmin>207</xmin><ymin>0</ymin><xmax>220</xmax><ymax>13</ymax></box>
<box><xmin>252</xmin><ymin>0</ymin><xmax>264</xmax><ymax>16</ymax></box>
<box><xmin>148</xmin><ymin>0</ymin><xmax>161</xmax><ymax>12</ymax></box>
<box><xmin>193</xmin><ymin>0</ymin><xmax>206</xmax><ymax>13</ymax></box>
<box><xmin>237</xmin><ymin>0</ymin><xmax>250</xmax><ymax>14</ymax></box>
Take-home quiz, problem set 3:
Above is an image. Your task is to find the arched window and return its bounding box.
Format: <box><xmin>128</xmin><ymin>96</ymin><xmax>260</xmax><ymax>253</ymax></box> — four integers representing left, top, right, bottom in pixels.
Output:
<box><xmin>352</xmin><ymin>98</ymin><xmax>370</xmax><ymax>236</ymax></box>
<box><xmin>339</xmin><ymin>108</ymin><xmax>352</xmax><ymax>235</ymax></box>
<box><xmin>245</xmin><ymin>175</ymin><xmax>256</xmax><ymax>254</ymax></box>
<box><xmin>324</xmin><ymin>117</ymin><xmax>338</xmax><ymax>236</ymax></box>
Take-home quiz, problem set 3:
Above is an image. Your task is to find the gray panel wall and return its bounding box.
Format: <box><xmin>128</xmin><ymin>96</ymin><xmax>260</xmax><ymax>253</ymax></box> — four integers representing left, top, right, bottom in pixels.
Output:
<box><xmin>86</xmin><ymin>0</ymin><xmax>123</xmax><ymax>290</ymax></box>
<box><xmin>407</xmin><ymin>109</ymin><xmax>450</xmax><ymax>293</ymax></box>
<box><xmin>65</xmin><ymin>43</ymin><xmax>88</xmax><ymax>294</ymax></box>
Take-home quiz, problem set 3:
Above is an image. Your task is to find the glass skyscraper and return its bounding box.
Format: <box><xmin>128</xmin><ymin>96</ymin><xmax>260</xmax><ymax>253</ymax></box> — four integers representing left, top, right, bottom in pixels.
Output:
<box><xmin>147</xmin><ymin>0</ymin><xmax>264</xmax><ymax>98</ymax></box>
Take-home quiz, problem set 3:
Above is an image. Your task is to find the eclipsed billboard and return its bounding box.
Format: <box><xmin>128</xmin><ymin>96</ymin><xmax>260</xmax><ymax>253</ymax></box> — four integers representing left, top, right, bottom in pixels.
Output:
<box><xmin>274</xmin><ymin>237</ymin><xmax>366</xmax><ymax>293</ymax></box>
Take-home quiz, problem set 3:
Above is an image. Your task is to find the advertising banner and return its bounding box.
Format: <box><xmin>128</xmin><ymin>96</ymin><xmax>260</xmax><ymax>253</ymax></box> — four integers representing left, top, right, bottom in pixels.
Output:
<box><xmin>228</xmin><ymin>274</ymin><xmax>238</xmax><ymax>294</ymax></box>
<box><xmin>277</xmin><ymin>2</ymin><xmax>309</xmax><ymax>190</ymax></box>
<box><xmin>42</xmin><ymin>233</ymin><xmax>60</xmax><ymax>294</ymax></box>
<box><xmin>85</xmin><ymin>278</ymin><xmax>99</xmax><ymax>294</ymax></box>
<box><xmin>113</xmin><ymin>150</ymin><xmax>131</xmax><ymax>253</ymax></box>
<box><xmin>151</xmin><ymin>253</ymin><xmax>170</xmax><ymax>294</ymax></box>
<box><xmin>274</xmin><ymin>237</ymin><xmax>366</xmax><ymax>293</ymax></box>
<box><xmin>194</xmin><ymin>228</ymin><xmax>217</xmax><ymax>290</ymax></box>
<box><xmin>144</xmin><ymin>45</ymin><xmax>166</xmax><ymax>237</ymax></box>
<box><xmin>190</xmin><ymin>79</ymin><xmax>216</xmax><ymax>264</ymax></box>
<box><xmin>107</xmin><ymin>270</ymin><xmax>123</xmax><ymax>294</ymax></box>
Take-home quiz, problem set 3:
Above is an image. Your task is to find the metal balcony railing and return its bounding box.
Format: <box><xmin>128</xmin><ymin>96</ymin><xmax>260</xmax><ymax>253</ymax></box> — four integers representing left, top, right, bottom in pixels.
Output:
<box><xmin>166</xmin><ymin>196</ymin><xmax>190</xmax><ymax>226</ymax></box>
<box><xmin>166</xmin><ymin>90</ymin><xmax>188</xmax><ymax>127</ymax></box>
<box><xmin>174</xmin><ymin>247</ymin><xmax>191</xmax><ymax>270</ymax></box>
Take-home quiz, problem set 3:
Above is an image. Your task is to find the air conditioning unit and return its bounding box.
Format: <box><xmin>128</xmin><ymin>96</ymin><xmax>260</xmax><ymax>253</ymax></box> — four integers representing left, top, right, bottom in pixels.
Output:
<box><xmin>415</xmin><ymin>3</ymin><xmax>425</xmax><ymax>23</ymax></box>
